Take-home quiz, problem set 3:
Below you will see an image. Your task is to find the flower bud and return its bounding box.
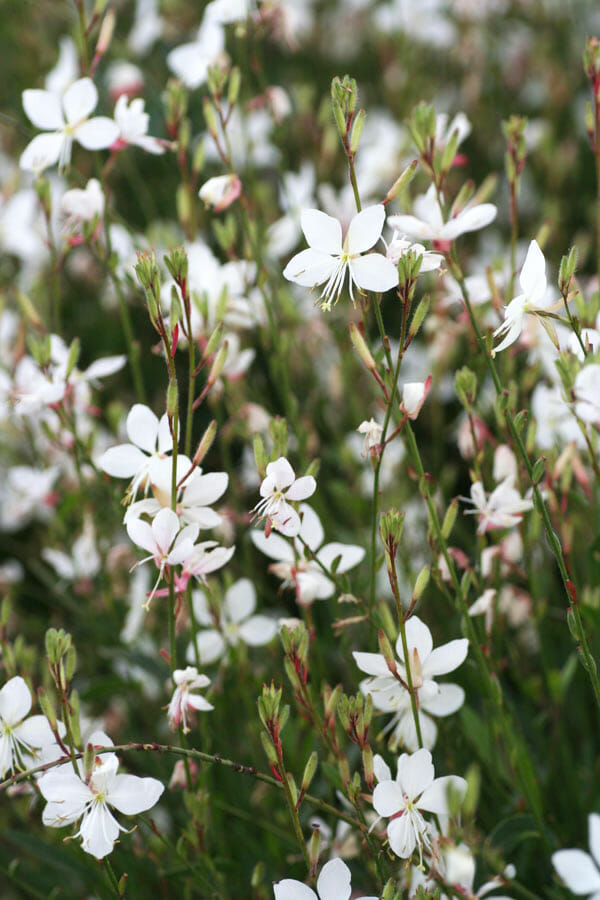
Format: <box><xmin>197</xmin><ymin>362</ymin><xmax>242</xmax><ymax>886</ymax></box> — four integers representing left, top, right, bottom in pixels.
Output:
<box><xmin>349</xmin><ymin>108</ymin><xmax>365</xmax><ymax>154</ymax></box>
<box><xmin>16</xmin><ymin>291</ymin><xmax>41</xmax><ymax>328</ymax></box>
<box><xmin>384</xmin><ymin>159</ymin><xmax>418</xmax><ymax>204</ymax></box>
<box><xmin>308</xmin><ymin>825</ymin><xmax>322</xmax><ymax>877</ymax></box>
<box><xmin>167</xmin><ymin>379</ymin><xmax>178</xmax><ymax>418</ymax></box>
<box><xmin>301</xmin><ymin>751</ymin><xmax>318</xmax><ymax>794</ymax></box>
<box><xmin>38</xmin><ymin>688</ymin><xmax>58</xmax><ymax>732</ymax></box>
<box><xmin>413</xmin><ymin>565</ymin><xmax>430</xmax><ymax>602</ymax></box>
<box><xmin>253</xmin><ymin>433</ymin><xmax>268</xmax><ymax>479</ymax></box>
<box><xmin>193</xmin><ymin>419</ymin><xmax>217</xmax><ymax>466</ymax></box>
<box><xmin>65</xmin><ymin>338</ymin><xmax>81</xmax><ymax>379</ymax></box>
<box><xmin>441</xmin><ymin>499</ymin><xmax>458</xmax><ymax>540</ymax></box>
<box><xmin>362</xmin><ymin>744</ymin><xmax>374</xmax><ymax>789</ymax></box>
<box><xmin>378</xmin><ymin>629</ymin><xmax>397</xmax><ymax>675</ymax></box>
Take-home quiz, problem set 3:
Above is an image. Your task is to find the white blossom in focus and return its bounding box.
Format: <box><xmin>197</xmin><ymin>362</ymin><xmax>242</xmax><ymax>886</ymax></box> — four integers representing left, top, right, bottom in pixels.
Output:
<box><xmin>253</xmin><ymin>456</ymin><xmax>316</xmax><ymax>537</ymax></box>
<box><xmin>461</xmin><ymin>477</ymin><xmax>533</xmax><ymax>534</ymax></box>
<box><xmin>274</xmin><ymin>857</ymin><xmax>377</xmax><ymax>900</ymax></box>
<box><xmin>168</xmin><ymin>667</ymin><xmax>213</xmax><ymax>733</ymax></box>
<box><xmin>0</xmin><ymin>676</ymin><xmax>59</xmax><ymax>778</ymax></box>
<box><xmin>283</xmin><ymin>205</ymin><xmax>399</xmax><ymax>309</ymax></box>
<box><xmin>493</xmin><ymin>241</ymin><xmax>551</xmax><ymax>355</ymax></box>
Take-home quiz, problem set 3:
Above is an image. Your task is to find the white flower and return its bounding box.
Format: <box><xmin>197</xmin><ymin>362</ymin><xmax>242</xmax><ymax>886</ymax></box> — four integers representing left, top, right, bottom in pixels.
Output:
<box><xmin>492</xmin><ymin>241</ymin><xmax>550</xmax><ymax>354</ymax></box>
<box><xmin>42</xmin><ymin>519</ymin><xmax>101</xmax><ymax>583</ymax></box>
<box><xmin>11</xmin><ymin>355</ymin><xmax>66</xmax><ymax>415</ymax></box>
<box><xmin>386</xmin><ymin>232</ymin><xmax>444</xmax><ymax>271</ymax></box>
<box><xmin>166</xmin><ymin>18</ymin><xmax>225</xmax><ymax>89</ymax></box>
<box><xmin>124</xmin><ymin>466</ymin><xmax>228</xmax><ymax>530</ymax></box>
<box><xmin>167</xmin><ymin>667</ymin><xmax>213</xmax><ymax>733</ymax></box>
<box><xmin>357</xmin><ymin>418</ymin><xmax>383</xmax><ymax>457</ymax></box>
<box><xmin>186</xmin><ymin>578</ymin><xmax>278</xmax><ymax>665</ymax></box>
<box><xmin>252</xmin><ymin>505</ymin><xmax>365</xmax><ymax>605</ymax></box>
<box><xmin>20</xmin><ymin>77</ymin><xmax>119</xmax><ymax>172</ymax></box>
<box><xmin>38</xmin><ymin>741</ymin><xmax>164</xmax><ymax>859</ymax></box>
<box><xmin>267</xmin><ymin>162</ymin><xmax>316</xmax><ymax>258</ymax></box>
<box><xmin>553</xmin><ymin>814</ymin><xmax>600</xmax><ymax>900</ymax></box>
<box><xmin>283</xmin><ymin>205</ymin><xmax>399</xmax><ymax>310</ymax></box>
<box><xmin>493</xmin><ymin>444</ymin><xmax>518</xmax><ymax>482</ymax></box>
<box><xmin>113</xmin><ymin>96</ymin><xmax>165</xmax><ymax>154</ymax></box>
<box><xmin>388</xmin><ymin>185</ymin><xmax>497</xmax><ymax>243</ymax></box>
<box><xmin>274</xmin><ymin>857</ymin><xmax>377</xmax><ymax>900</ymax></box>
<box><xmin>574</xmin><ymin>364</ymin><xmax>600</xmax><ymax>425</ymax></box>
<box><xmin>468</xmin><ymin>589</ymin><xmax>497</xmax><ymax>634</ymax></box>
<box><xmin>354</xmin><ymin>616</ymin><xmax>468</xmax><ymax>751</ymax></box>
<box><xmin>253</xmin><ymin>456</ymin><xmax>316</xmax><ymax>537</ymax></box>
<box><xmin>372</xmin><ymin>748</ymin><xmax>466</xmax><ymax>861</ymax></box>
<box><xmin>98</xmin><ymin>404</ymin><xmax>191</xmax><ymax>500</ymax></box>
<box><xmin>61</xmin><ymin>178</ymin><xmax>104</xmax><ymax>233</ymax></box>
<box><xmin>435</xmin><ymin>111</ymin><xmax>471</xmax><ymax>149</ymax></box>
<box><xmin>401</xmin><ymin>377</ymin><xmax>432</xmax><ymax>420</ymax></box>
<box><xmin>461</xmin><ymin>477</ymin><xmax>533</xmax><ymax>534</ymax></box>
<box><xmin>199</xmin><ymin>174</ymin><xmax>242</xmax><ymax>211</ymax></box>
<box><xmin>0</xmin><ymin>676</ymin><xmax>58</xmax><ymax>778</ymax></box>
<box><xmin>127</xmin><ymin>507</ymin><xmax>200</xmax><ymax>606</ymax></box>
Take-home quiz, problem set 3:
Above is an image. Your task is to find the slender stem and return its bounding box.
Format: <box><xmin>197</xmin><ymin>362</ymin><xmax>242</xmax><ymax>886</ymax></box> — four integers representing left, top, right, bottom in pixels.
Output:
<box><xmin>103</xmin><ymin>858</ymin><xmax>121</xmax><ymax>899</ymax></box>
<box><xmin>450</xmin><ymin>249</ymin><xmax>600</xmax><ymax>709</ymax></box>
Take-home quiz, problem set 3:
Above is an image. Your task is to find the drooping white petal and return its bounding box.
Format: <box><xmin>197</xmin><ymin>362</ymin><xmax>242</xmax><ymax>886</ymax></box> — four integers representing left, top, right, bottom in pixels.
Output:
<box><xmin>346</xmin><ymin>205</ymin><xmax>385</xmax><ymax>255</ymax></box>
<box><xmin>224</xmin><ymin>578</ymin><xmax>256</xmax><ymax>623</ymax></box>
<box><xmin>191</xmin><ymin>590</ymin><xmax>214</xmax><ymax>626</ymax></box>
<box><xmin>99</xmin><ymin>444</ymin><xmax>147</xmax><ymax>478</ymax></box>
<box><xmin>22</xmin><ymin>89</ymin><xmax>64</xmax><ymax>130</ymax></box>
<box><xmin>126</xmin><ymin>517</ymin><xmax>157</xmax><ymax>555</ymax></box>
<box><xmin>108</xmin><ymin>773</ymin><xmax>164</xmax><ymax>815</ymax></box>
<box><xmin>238</xmin><ymin>615</ymin><xmax>277</xmax><ymax>646</ymax></box>
<box><xmin>316</xmin><ymin>857</ymin><xmax>352</xmax><ymax>900</ymax></box>
<box><xmin>552</xmin><ymin>849</ymin><xmax>600</xmax><ymax>894</ymax></box>
<box><xmin>187</xmin><ymin>693</ymin><xmax>214</xmax><ymax>711</ymax></box>
<box><xmin>273</xmin><ymin>504</ymin><xmax>301</xmax><ymax>536</ymax></box>
<box><xmin>19</xmin><ymin>132</ymin><xmax>64</xmax><ymax>172</ymax></box>
<box><xmin>386</xmin><ymin>214</ymin><xmax>434</xmax><ymax>242</ymax></box>
<box><xmin>184</xmin><ymin>471</ymin><xmax>228</xmax><ymax>507</ymax></box>
<box><xmin>42</xmin><ymin>549</ymin><xmax>76</xmax><ymax>580</ymax></box>
<box><xmin>419</xmin><ymin>775</ymin><xmax>466</xmax><ymax>814</ymax></box>
<box><xmin>250</xmin><ymin>529</ymin><xmax>294</xmax><ymax>562</ymax></box>
<box><xmin>298</xmin><ymin>504</ymin><xmax>324</xmax><ymax>551</ymax></box>
<box><xmin>349</xmin><ymin>254</ymin><xmax>399</xmax><ymax>293</ymax></box>
<box><xmin>63</xmin><ymin>77</ymin><xmax>98</xmax><ymax>124</ymax></box>
<box><xmin>273</xmin><ymin>880</ymin><xmax>317</xmax><ymax>900</ymax></box>
<box><xmin>422</xmin><ymin>638</ymin><xmax>469</xmax><ymax>678</ymax></box>
<box><xmin>373</xmin><ymin>753</ymin><xmax>392</xmax><ymax>783</ymax></box>
<box><xmin>442</xmin><ymin>203</ymin><xmax>497</xmax><ymax>240</ymax></box>
<box><xmin>127</xmin><ymin>404</ymin><xmax>160</xmax><ymax>453</ymax></box>
<box><xmin>387</xmin><ymin>812</ymin><xmax>417</xmax><ymax>859</ymax></box>
<box><xmin>397</xmin><ymin>748</ymin><xmax>434</xmax><ymax>800</ymax></box>
<box><xmin>38</xmin><ymin>770</ymin><xmax>92</xmax><ymax>806</ymax></box>
<box><xmin>283</xmin><ymin>248</ymin><xmax>337</xmax><ymax>288</ymax></box>
<box><xmin>519</xmin><ymin>240</ymin><xmax>546</xmax><ymax>299</ymax></box>
<box><xmin>301</xmin><ymin>209</ymin><xmax>342</xmax><ymax>254</ymax></box>
<box><xmin>152</xmin><ymin>507</ymin><xmax>181</xmax><ymax>554</ymax></box>
<box><xmin>83</xmin><ymin>356</ymin><xmax>126</xmax><ymax>381</ymax></box>
<box><xmin>79</xmin><ymin>803</ymin><xmax>121</xmax><ymax>859</ymax></box>
<box><xmin>0</xmin><ymin>676</ymin><xmax>32</xmax><ymax>726</ymax></box>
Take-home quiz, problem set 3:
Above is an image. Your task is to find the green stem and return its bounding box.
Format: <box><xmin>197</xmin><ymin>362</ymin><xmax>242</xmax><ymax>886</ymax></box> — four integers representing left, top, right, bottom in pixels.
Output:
<box><xmin>103</xmin><ymin>858</ymin><xmax>121</xmax><ymax>899</ymax></box>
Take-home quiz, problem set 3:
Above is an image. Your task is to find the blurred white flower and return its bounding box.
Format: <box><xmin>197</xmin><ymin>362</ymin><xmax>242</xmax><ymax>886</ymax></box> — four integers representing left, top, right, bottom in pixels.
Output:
<box><xmin>462</xmin><ymin>477</ymin><xmax>532</xmax><ymax>534</ymax></box>
<box><xmin>357</xmin><ymin>418</ymin><xmax>383</xmax><ymax>457</ymax></box>
<box><xmin>553</xmin><ymin>813</ymin><xmax>600</xmax><ymax>900</ymax></box>
<box><xmin>113</xmin><ymin>96</ymin><xmax>165</xmax><ymax>154</ymax></box>
<box><xmin>493</xmin><ymin>241</ymin><xmax>550</xmax><ymax>354</ymax></box>
<box><xmin>386</xmin><ymin>233</ymin><xmax>443</xmax><ymax>271</ymax></box>
<box><xmin>168</xmin><ymin>667</ymin><xmax>213</xmax><ymax>733</ymax></box>
<box><xmin>574</xmin><ymin>364</ymin><xmax>600</xmax><ymax>425</ymax></box>
<box><xmin>388</xmin><ymin>185</ymin><xmax>496</xmax><ymax>243</ymax></box>
<box><xmin>20</xmin><ymin>77</ymin><xmax>119</xmax><ymax>172</ymax></box>
<box><xmin>401</xmin><ymin>377</ymin><xmax>432</xmax><ymax>420</ymax></box>
<box><xmin>199</xmin><ymin>174</ymin><xmax>242</xmax><ymax>211</ymax></box>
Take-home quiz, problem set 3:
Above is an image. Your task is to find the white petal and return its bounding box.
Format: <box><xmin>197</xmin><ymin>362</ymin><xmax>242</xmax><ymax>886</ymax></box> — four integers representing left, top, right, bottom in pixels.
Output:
<box><xmin>13</xmin><ymin>715</ymin><xmax>54</xmax><ymax>750</ymax></box>
<box><xmin>76</xmin><ymin>117</ymin><xmax>120</xmax><ymax>150</ymax></box>
<box><xmin>419</xmin><ymin>775</ymin><xmax>466</xmax><ymax>814</ymax></box>
<box><xmin>397</xmin><ymin>616</ymin><xmax>433</xmax><ymax>665</ymax></box>
<box><xmin>387</xmin><ymin>813</ymin><xmax>416</xmax><ymax>859</ymax></box>
<box><xmin>63</xmin><ymin>77</ymin><xmax>98</xmax><ymax>124</ymax></box>
<box><xmin>184</xmin><ymin>471</ymin><xmax>228</xmax><ymax>507</ymax></box>
<box><xmin>519</xmin><ymin>239</ymin><xmax>546</xmax><ymax>298</ymax></box>
<box><xmin>42</xmin><ymin>798</ymin><xmax>86</xmax><ymax>828</ymax></box>
<box><xmin>386</xmin><ymin>214</ymin><xmax>434</xmax><ymax>241</ymax></box>
<box><xmin>373</xmin><ymin>753</ymin><xmax>392</xmax><ymax>783</ymax></box>
<box><xmin>300</xmin><ymin>209</ymin><xmax>342</xmax><ymax>254</ymax></box>
<box><xmin>108</xmin><ymin>773</ymin><xmax>164</xmax><ymax>814</ymax></box>
<box><xmin>442</xmin><ymin>203</ymin><xmax>497</xmax><ymax>240</ymax></box>
<box><xmin>42</xmin><ymin>549</ymin><xmax>75</xmax><ymax>580</ymax></box>
<box><xmin>346</xmin><ymin>205</ymin><xmax>385</xmax><ymax>254</ymax></box>
<box><xmin>285</xmin><ymin>475</ymin><xmax>316</xmax><ymax>501</ymax></box>
<box><xmin>187</xmin><ymin>694</ymin><xmax>214</xmax><ymax>711</ymax></box>
<box><xmin>79</xmin><ymin>804</ymin><xmax>120</xmax><ymax>859</ymax></box>
<box><xmin>238</xmin><ymin>615</ymin><xmax>278</xmax><ymax>646</ymax></box>
<box><xmin>298</xmin><ymin>504</ymin><xmax>324</xmax><ymax>551</ymax></box>
<box><xmin>273</xmin><ymin>504</ymin><xmax>301</xmax><ymax>536</ymax></box>
<box><xmin>23</xmin><ymin>90</ymin><xmax>63</xmax><ymax>130</ymax></box>
<box><xmin>191</xmin><ymin>590</ymin><xmax>214</xmax><ymax>626</ymax></box>
<box><xmin>552</xmin><ymin>849</ymin><xmax>600</xmax><ymax>894</ymax></box>
<box><xmin>372</xmin><ymin>780</ymin><xmax>404</xmax><ymax>817</ymax></box>
<box><xmin>349</xmin><ymin>254</ymin><xmax>399</xmax><ymax>293</ymax></box>
<box><xmin>421</xmin><ymin>683</ymin><xmax>465</xmax><ymax>717</ymax></box>
<box><xmin>398</xmin><ymin>748</ymin><xmax>434</xmax><ymax>800</ymax></box>
<box><xmin>152</xmin><ymin>507</ymin><xmax>180</xmax><ymax>554</ymax></box>
<box><xmin>126</xmin><ymin>404</ymin><xmax>159</xmax><ymax>453</ymax></box>
<box><xmin>283</xmin><ymin>248</ymin><xmax>337</xmax><ymax>287</ymax></box>
<box><xmin>99</xmin><ymin>444</ymin><xmax>147</xmax><ymax>478</ymax></box>
<box><xmin>266</xmin><ymin>457</ymin><xmax>296</xmax><ymax>490</ymax></box>
<box><xmin>317</xmin><ymin>542</ymin><xmax>364</xmax><ymax>574</ymax></box>
<box><xmin>273</xmin><ymin>880</ymin><xmax>317</xmax><ymax>900</ymax></box>
<box><xmin>316</xmin><ymin>857</ymin><xmax>352</xmax><ymax>900</ymax></box>
<box><xmin>187</xmin><ymin>630</ymin><xmax>226</xmax><ymax>665</ymax></box>
<box><xmin>157</xmin><ymin>413</ymin><xmax>174</xmax><ymax>453</ymax></box>
<box><xmin>224</xmin><ymin>578</ymin><xmax>256</xmax><ymax>623</ymax></box>
<box><xmin>19</xmin><ymin>132</ymin><xmax>63</xmax><ymax>172</ymax></box>
<box><xmin>422</xmin><ymin>639</ymin><xmax>469</xmax><ymax>678</ymax></box>
<box><xmin>126</xmin><ymin>517</ymin><xmax>156</xmax><ymax>555</ymax></box>
<box><xmin>353</xmin><ymin>652</ymin><xmax>390</xmax><ymax>677</ymax></box>
<box><xmin>38</xmin><ymin>770</ymin><xmax>91</xmax><ymax>806</ymax></box>
<box><xmin>0</xmin><ymin>676</ymin><xmax>31</xmax><ymax>726</ymax></box>
<box><xmin>250</xmin><ymin>529</ymin><xmax>294</xmax><ymax>562</ymax></box>
<box><xmin>83</xmin><ymin>355</ymin><xmax>126</xmax><ymax>380</ymax></box>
